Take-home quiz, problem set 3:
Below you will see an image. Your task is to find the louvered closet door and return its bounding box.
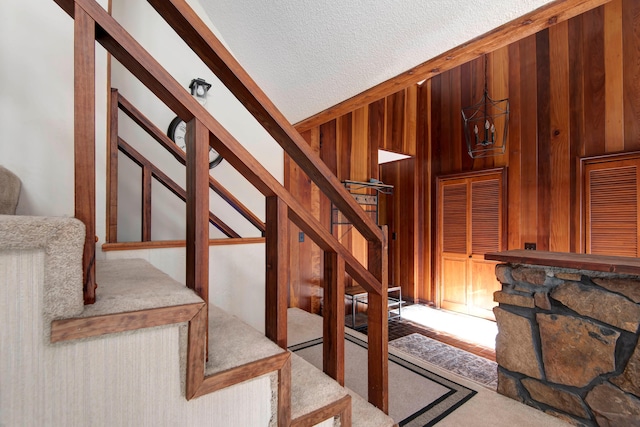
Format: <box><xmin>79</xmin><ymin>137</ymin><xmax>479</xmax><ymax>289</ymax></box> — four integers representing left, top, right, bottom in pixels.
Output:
<box><xmin>585</xmin><ymin>160</ymin><xmax>640</xmax><ymax>257</ymax></box>
<box><xmin>438</xmin><ymin>170</ymin><xmax>504</xmax><ymax>320</ymax></box>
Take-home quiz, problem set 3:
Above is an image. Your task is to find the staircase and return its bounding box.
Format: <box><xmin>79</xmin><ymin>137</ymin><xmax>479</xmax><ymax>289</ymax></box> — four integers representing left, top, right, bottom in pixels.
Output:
<box><xmin>1</xmin><ymin>0</ymin><xmax>394</xmax><ymax>425</ymax></box>
<box><xmin>0</xmin><ymin>214</ymin><xmax>393</xmax><ymax>425</ymax></box>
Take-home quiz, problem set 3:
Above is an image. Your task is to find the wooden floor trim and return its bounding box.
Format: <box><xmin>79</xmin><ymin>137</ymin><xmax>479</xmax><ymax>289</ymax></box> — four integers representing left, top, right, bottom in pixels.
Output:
<box><xmin>50</xmin><ymin>302</ymin><xmax>205</xmax><ymax>342</ymax></box>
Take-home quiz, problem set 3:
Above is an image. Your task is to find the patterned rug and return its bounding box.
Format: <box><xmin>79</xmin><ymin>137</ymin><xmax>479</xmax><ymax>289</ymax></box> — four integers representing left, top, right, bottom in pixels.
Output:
<box><xmin>290</xmin><ymin>333</ymin><xmax>476</xmax><ymax>426</ymax></box>
<box><xmin>390</xmin><ymin>333</ymin><xmax>498</xmax><ymax>389</ymax></box>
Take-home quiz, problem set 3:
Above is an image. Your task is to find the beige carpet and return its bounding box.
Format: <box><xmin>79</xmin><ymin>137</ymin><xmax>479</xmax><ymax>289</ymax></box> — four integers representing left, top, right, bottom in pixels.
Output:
<box><xmin>290</xmin><ymin>334</ymin><xmax>475</xmax><ymax>426</ymax></box>
<box><xmin>288</xmin><ymin>308</ymin><xmax>571</xmax><ymax>427</ymax></box>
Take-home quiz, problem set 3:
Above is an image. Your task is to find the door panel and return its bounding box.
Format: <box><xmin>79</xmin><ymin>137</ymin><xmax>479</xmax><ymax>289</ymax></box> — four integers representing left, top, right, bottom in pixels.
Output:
<box><xmin>469</xmin><ymin>256</ymin><xmax>500</xmax><ymax>320</ymax></box>
<box><xmin>585</xmin><ymin>160</ymin><xmax>639</xmax><ymax>257</ymax></box>
<box><xmin>440</xmin><ymin>255</ymin><xmax>468</xmax><ymax>313</ymax></box>
<box><xmin>437</xmin><ymin>169</ymin><xmax>505</xmax><ymax>320</ymax></box>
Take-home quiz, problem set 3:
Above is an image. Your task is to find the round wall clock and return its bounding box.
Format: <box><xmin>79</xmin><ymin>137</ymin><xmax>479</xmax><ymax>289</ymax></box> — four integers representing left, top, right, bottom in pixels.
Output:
<box><xmin>167</xmin><ymin>116</ymin><xmax>223</xmax><ymax>169</ymax></box>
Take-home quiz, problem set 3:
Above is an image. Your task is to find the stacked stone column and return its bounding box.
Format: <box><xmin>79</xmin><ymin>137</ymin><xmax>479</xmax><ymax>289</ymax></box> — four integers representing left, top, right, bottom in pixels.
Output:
<box><xmin>494</xmin><ymin>264</ymin><xmax>640</xmax><ymax>426</ymax></box>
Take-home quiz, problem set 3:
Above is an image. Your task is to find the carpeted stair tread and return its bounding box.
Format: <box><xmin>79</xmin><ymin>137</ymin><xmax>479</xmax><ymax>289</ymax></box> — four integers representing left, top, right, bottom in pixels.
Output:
<box><xmin>348</xmin><ymin>388</ymin><xmax>395</xmax><ymax>427</ymax></box>
<box><xmin>80</xmin><ymin>259</ymin><xmax>203</xmax><ymax>318</ymax></box>
<box><xmin>206</xmin><ymin>304</ymin><xmax>286</xmax><ymax>374</ymax></box>
<box><xmin>290</xmin><ymin>352</ymin><xmax>349</xmax><ymax>421</ymax></box>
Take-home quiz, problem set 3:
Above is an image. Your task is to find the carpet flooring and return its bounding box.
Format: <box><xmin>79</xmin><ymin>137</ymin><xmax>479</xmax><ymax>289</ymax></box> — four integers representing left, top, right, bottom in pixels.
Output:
<box><xmin>290</xmin><ymin>333</ymin><xmax>476</xmax><ymax>426</ymax></box>
<box><xmin>390</xmin><ymin>333</ymin><xmax>498</xmax><ymax>389</ymax></box>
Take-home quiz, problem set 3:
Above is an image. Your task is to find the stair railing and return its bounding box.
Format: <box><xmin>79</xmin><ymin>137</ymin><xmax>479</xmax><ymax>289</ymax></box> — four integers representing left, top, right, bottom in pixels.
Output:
<box><xmin>54</xmin><ymin>0</ymin><xmax>389</xmax><ymax>412</ymax></box>
<box><xmin>107</xmin><ymin>88</ymin><xmax>265</xmax><ymax>242</ymax></box>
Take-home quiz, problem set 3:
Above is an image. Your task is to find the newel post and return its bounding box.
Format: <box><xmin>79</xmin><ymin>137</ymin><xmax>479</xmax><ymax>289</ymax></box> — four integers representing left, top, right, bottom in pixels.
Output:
<box><xmin>185</xmin><ymin>118</ymin><xmax>209</xmax><ymax>303</ymax></box>
<box><xmin>367</xmin><ymin>226</ymin><xmax>389</xmax><ymax>413</ymax></box>
<box><xmin>265</xmin><ymin>196</ymin><xmax>288</xmax><ymax>348</ymax></box>
<box><xmin>74</xmin><ymin>4</ymin><xmax>97</xmax><ymax>304</ymax></box>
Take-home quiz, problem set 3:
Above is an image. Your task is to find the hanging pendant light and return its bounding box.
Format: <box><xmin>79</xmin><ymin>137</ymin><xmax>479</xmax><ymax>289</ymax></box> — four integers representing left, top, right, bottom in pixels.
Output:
<box><xmin>461</xmin><ymin>55</ymin><xmax>509</xmax><ymax>159</ymax></box>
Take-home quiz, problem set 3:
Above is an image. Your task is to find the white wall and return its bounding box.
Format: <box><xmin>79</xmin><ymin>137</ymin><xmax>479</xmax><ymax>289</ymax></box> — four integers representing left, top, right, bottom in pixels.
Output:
<box><xmin>0</xmin><ymin>0</ymin><xmax>107</xmax><ymax>242</ymax></box>
<box><xmin>111</xmin><ymin>0</ymin><xmax>283</xmax><ymax>242</ymax></box>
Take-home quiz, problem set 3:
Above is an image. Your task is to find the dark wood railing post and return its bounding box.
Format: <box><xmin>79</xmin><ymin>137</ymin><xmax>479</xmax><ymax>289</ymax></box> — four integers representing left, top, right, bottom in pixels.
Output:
<box><xmin>323</xmin><ymin>251</ymin><xmax>345</xmax><ymax>386</ymax></box>
<box><xmin>185</xmin><ymin>118</ymin><xmax>209</xmax><ymax>303</ymax></box>
<box><xmin>265</xmin><ymin>196</ymin><xmax>288</xmax><ymax>348</ymax></box>
<box><xmin>74</xmin><ymin>3</ymin><xmax>97</xmax><ymax>304</ymax></box>
<box><xmin>106</xmin><ymin>88</ymin><xmax>119</xmax><ymax>243</ymax></box>
<box><xmin>367</xmin><ymin>226</ymin><xmax>389</xmax><ymax>413</ymax></box>
<box><xmin>142</xmin><ymin>164</ymin><xmax>152</xmax><ymax>241</ymax></box>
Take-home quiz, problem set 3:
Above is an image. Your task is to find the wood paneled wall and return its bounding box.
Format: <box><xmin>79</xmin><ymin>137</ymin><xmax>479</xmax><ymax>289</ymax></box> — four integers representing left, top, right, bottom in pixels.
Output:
<box><xmin>289</xmin><ymin>0</ymin><xmax>640</xmax><ymax>311</ymax></box>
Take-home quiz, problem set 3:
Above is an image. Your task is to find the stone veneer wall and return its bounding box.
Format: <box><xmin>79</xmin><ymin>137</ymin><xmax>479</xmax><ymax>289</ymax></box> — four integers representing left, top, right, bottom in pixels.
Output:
<box><xmin>493</xmin><ymin>263</ymin><xmax>640</xmax><ymax>427</ymax></box>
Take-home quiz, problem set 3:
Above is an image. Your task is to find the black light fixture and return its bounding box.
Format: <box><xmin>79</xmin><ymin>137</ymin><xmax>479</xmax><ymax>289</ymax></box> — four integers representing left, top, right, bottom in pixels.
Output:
<box><xmin>189</xmin><ymin>78</ymin><xmax>211</xmax><ymax>105</ymax></box>
<box><xmin>461</xmin><ymin>55</ymin><xmax>509</xmax><ymax>159</ymax></box>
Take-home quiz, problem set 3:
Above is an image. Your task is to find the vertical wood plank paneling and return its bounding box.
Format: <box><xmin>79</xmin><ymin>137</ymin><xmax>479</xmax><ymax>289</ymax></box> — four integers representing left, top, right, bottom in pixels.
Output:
<box><xmin>569</xmin><ymin>11</ymin><xmax>586</xmax><ymax>251</ymax></box>
<box><xmin>418</xmin><ymin>80</ymin><xmax>433</xmax><ymax>302</ymax></box>
<box><xmin>351</xmin><ymin>107</ymin><xmax>369</xmax><ymax>267</ymax></box>
<box><xmin>288</xmin><ymin>131</ymin><xmax>309</xmax><ymax>311</ymax></box>
<box><xmin>450</xmin><ymin>66</ymin><xmax>463</xmax><ymax>172</ymax></box>
<box><xmin>369</xmin><ymin>99</ymin><xmax>384</xmax><ymax>179</ymax></box>
<box><xmin>336</xmin><ymin>114</ymin><xmax>353</xmax><ymax>287</ymax></box>
<box><xmin>623</xmin><ymin>0</ymin><xmax>640</xmax><ymax>151</ymax></box>
<box><xmin>337</xmin><ymin>114</ymin><xmax>352</xmax><ymax>181</ymax></box>
<box><xmin>490</xmin><ymin>47</ymin><xmax>510</xmax><ymax>169</ymax></box>
<box><xmin>583</xmin><ymin>6</ymin><xmax>606</xmax><ymax>156</ymax></box>
<box><xmin>320</xmin><ymin>120</ymin><xmax>338</xmax><ymax>232</ymax></box>
<box><xmin>351</xmin><ymin>107</ymin><xmax>370</xmax><ymax>181</ymax></box>
<box><xmin>308</xmin><ymin>127</ymin><xmax>323</xmax><ymax>314</ymax></box>
<box><xmin>386</xmin><ymin>91</ymin><xmax>406</xmax><ymax>153</ymax></box>
<box><xmin>440</xmin><ymin>71</ymin><xmax>453</xmax><ymax>174</ymax></box>
<box><xmin>549</xmin><ymin>21</ymin><xmax>572</xmax><ymax>252</ymax></box>
<box><xmin>404</xmin><ymin>86</ymin><xmax>418</xmax><ymax>156</ymax></box>
<box><xmin>520</xmin><ymin>35</ymin><xmax>539</xmax><ymax>248</ymax></box>
<box><xmin>460</xmin><ymin>61</ymin><xmax>474</xmax><ymax>172</ymax></box>
<box><xmin>605</xmin><ymin>0</ymin><xmax>625</xmax><ymax>152</ymax></box>
<box><xmin>536</xmin><ymin>29</ymin><xmax>552</xmax><ymax>251</ymax></box>
<box><xmin>508</xmin><ymin>42</ymin><xmax>522</xmax><ymax>250</ymax></box>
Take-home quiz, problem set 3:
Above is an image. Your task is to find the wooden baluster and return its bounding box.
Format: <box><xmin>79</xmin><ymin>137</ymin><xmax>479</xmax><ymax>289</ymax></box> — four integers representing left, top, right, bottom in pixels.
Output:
<box><xmin>142</xmin><ymin>164</ymin><xmax>152</xmax><ymax>241</ymax></box>
<box><xmin>265</xmin><ymin>196</ymin><xmax>288</xmax><ymax>348</ymax></box>
<box><xmin>106</xmin><ymin>88</ymin><xmax>119</xmax><ymax>243</ymax></box>
<box><xmin>367</xmin><ymin>226</ymin><xmax>389</xmax><ymax>413</ymax></box>
<box><xmin>323</xmin><ymin>251</ymin><xmax>345</xmax><ymax>385</ymax></box>
<box><xmin>74</xmin><ymin>4</ymin><xmax>96</xmax><ymax>304</ymax></box>
<box><xmin>185</xmin><ymin>118</ymin><xmax>209</xmax><ymax>303</ymax></box>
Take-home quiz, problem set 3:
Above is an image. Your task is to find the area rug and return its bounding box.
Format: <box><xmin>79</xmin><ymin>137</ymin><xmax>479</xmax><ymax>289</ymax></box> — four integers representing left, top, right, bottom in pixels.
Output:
<box><xmin>289</xmin><ymin>334</ymin><xmax>476</xmax><ymax>426</ymax></box>
<box><xmin>390</xmin><ymin>333</ymin><xmax>498</xmax><ymax>390</ymax></box>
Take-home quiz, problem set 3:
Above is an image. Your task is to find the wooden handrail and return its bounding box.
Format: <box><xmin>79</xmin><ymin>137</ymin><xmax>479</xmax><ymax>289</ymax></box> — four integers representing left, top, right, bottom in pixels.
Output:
<box><xmin>117</xmin><ymin>137</ymin><xmax>241</xmax><ymax>238</ymax></box>
<box><xmin>115</xmin><ymin>90</ymin><xmax>266</xmax><ymax>235</ymax></box>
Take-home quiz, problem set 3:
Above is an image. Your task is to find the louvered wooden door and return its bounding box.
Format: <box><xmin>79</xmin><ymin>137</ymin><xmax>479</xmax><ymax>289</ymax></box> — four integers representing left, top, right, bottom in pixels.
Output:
<box><xmin>584</xmin><ymin>157</ymin><xmax>640</xmax><ymax>256</ymax></box>
<box><xmin>437</xmin><ymin>170</ymin><xmax>505</xmax><ymax>320</ymax></box>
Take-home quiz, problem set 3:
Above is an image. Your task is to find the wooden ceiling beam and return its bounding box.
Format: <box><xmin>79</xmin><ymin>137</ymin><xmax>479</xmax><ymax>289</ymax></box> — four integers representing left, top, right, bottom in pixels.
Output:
<box><xmin>294</xmin><ymin>0</ymin><xmax>611</xmax><ymax>132</ymax></box>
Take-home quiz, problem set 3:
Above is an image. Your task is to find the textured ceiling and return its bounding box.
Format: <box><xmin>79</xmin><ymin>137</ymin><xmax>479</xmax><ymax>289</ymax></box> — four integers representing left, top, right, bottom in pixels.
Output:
<box><xmin>198</xmin><ymin>0</ymin><xmax>554</xmax><ymax>123</ymax></box>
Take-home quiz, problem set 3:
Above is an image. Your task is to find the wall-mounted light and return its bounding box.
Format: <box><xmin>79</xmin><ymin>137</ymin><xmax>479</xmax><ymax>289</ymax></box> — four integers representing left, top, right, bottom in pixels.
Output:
<box><xmin>189</xmin><ymin>78</ymin><xmax>212</xmax><ymax>106</ymax></box>
<box><xmin>461</xmin><ymin>55</ymin><xmax>509</xmax><ymax>159</ymax></box>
